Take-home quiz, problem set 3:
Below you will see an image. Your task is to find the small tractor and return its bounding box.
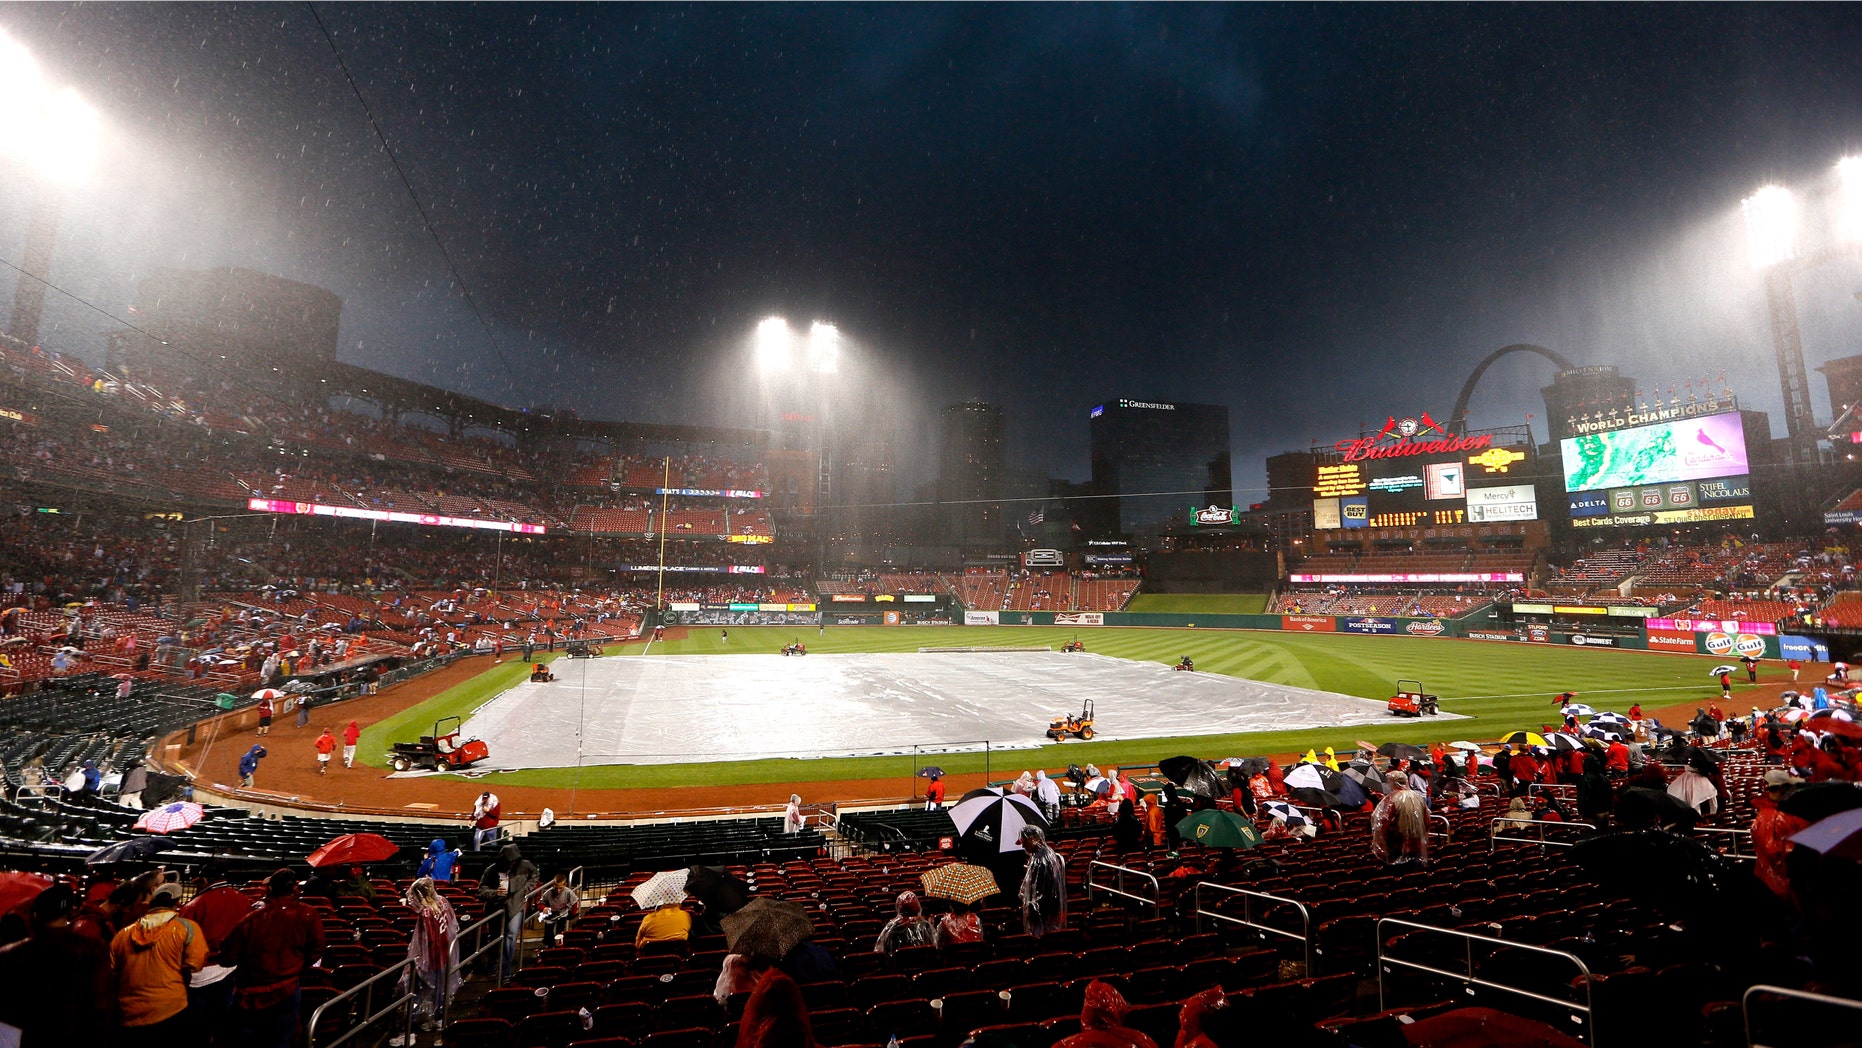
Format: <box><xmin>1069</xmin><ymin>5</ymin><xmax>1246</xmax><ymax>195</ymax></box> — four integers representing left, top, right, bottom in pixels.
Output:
<box><xmin>1047</xmin><ymin>698</ymin><xmax>1096</xmax><ymax>741</ymax></box>
<box><xmin>388</xmin><ymin>715</ymin><xmax>491</xmax><ymax>772</ymax></box>
<box><xmin>1387</xmin><ymin>679</ymin><xmax>1441</xmax><ymax>717</ymax></box>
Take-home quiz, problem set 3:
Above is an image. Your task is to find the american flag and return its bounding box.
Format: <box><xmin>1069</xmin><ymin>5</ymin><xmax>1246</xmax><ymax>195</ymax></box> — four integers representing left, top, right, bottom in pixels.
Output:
<box><xmin>1026</xmin><ymin>508</ymin><xmax>1045</xmax><ymax>526</ymax></box>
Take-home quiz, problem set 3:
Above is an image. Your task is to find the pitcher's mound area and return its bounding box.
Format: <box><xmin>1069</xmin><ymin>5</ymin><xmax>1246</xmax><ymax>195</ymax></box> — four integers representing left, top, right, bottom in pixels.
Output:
<box><xmin>456</xmin><ymin>651</ymin><xmax>1455</xmax><ymax>769</ymax></box>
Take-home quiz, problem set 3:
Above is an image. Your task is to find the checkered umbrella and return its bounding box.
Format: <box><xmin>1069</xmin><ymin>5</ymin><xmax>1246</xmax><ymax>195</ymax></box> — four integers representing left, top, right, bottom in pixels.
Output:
<box><xmin>1559</xmin><ymin>704</ymin><xmax>1596</xmax><ymax>718</ymax></box>
<box><xmin>135</xmin><ymin>802</ymin><xmax>204</xmax><ymax>835</ymax></box>
<box><xmin>630</xmin><ymin>869</ymin><xmax>689</xmax><ymax>910</ymax></box>
<box><xmin>948</xmin><ymin>787</ymin><xmax>1049</xmax><ymax>854</ymax></box>
<box><xmin>1544</xmin><ymin>733</ymin><xmax>1584</xmax><ymax>752</ymax></box>
<box><xmin>1590</xmin><ymin>713</ymin><xmax>1632</xmax><ymax>729</ymax></box>
<box><xmin>1260</xmin><ymin>801</ymin><xmax>1311</xmax><ymax>828</ymax></box>
<box><xmin>1583</xmin><ymin>724</ymin><xmax>1626</xmax><ymax>742</ymax></box>
<box><xmin>920</xmin><ymin>863</ymin><xmax>1001</xmax><ymax>905</ymax></box>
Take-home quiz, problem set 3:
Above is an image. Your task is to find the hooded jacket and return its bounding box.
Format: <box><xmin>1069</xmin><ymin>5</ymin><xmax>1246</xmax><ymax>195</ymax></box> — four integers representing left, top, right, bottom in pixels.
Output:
<box><xmin>1052</xmin><ymin>979</ymin><xmax>1159</xmax><ymax>1048</ymax></box>
<box><xmin>238</xmin><ymin>745</ymin><xmax>266</xmax><ymax>777</ymax></box>
<box><xmin>478</xmin><ymin>843</ymin><xmax>538</xmax><ymax>918</ymax></box>
<box><xmin>109</xmin><ymin>907</ymin><xmax>207</xmax><ymax>1026</ymax></box>
<box><xmin>418</xmin><ymin>839</ymin><xmax>460</xmax><ymax>881</ymax></box>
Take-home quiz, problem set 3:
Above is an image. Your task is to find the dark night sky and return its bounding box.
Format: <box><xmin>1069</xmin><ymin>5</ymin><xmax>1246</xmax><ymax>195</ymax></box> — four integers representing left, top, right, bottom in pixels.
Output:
<box><xmin>3</xmin><ymin>3</ymin><xmax>1861</xmax><ymax>501</ymax></box>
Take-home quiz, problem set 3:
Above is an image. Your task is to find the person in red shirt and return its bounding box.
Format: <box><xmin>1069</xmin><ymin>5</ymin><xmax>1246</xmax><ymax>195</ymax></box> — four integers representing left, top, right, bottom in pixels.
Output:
<box><xmin>255</xmin><ymin>696</ymin><xmax>274</xmax><ymax>736</ymax></box>
<box><xmin>1605</xmin><ymin>739</ymin><xmax>1630</xmax><ymax>776</ymax></box>
<box><xmin>342</xmin><ymin>719</ymin><xmax>361</xmax><ymax>769</ymax></box>
<box><xmin>923</xmin><ymin>773</ymin><xmax>945</xmax><ymax>811</ymax></box>
<box><xmin>314</xmin><ymin>729</ymin><xmax>336</xmax><ymax>776</ymax></box>
<box><xmin>222</xmin><ymin>870</ymin><xmax>327</xmax><ymax>1048</ymax></box>
<box><xmin>1508</xmin><ymin>747</ymin><xmax>1541</xmax><ymax>794</ymax></box>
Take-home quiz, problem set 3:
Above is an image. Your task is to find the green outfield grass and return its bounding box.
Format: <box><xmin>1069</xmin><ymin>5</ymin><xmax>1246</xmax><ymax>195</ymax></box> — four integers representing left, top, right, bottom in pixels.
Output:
<box><xmin>364</xmin><ymin>626</ymin><xmax>1750</xmax><ymax>790</ymax></box>
<box><xmin>1122</xmin><ymin>593</ymin><xmax>1269</xmax><ymax>615</ymax></box>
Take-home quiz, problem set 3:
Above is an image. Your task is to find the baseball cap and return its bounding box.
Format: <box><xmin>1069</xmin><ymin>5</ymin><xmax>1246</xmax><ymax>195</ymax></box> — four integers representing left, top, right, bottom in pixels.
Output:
<box><xmin>1762</xmin><ymin>769</ymin><xmax>1804</xmax><ymax>789</ymax></box>
<box><xmin>148</xmin><ymin>883</ymin><xmax>183</xmax><ymax>907</ymax></box>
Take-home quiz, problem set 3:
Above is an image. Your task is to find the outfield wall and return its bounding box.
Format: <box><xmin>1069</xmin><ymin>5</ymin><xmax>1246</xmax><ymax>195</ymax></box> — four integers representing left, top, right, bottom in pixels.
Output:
<box><xmin>950</xmin><ymin>608</ymin><xmax>1819</xmax><ymax>660</ymax></box>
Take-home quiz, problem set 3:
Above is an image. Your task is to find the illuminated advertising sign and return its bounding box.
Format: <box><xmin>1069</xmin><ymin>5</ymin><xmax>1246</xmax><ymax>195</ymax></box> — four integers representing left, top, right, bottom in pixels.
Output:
<box><xmin>1314</xmin><ymin>463</ymin><xmax>1365</xmax><ymax>498</ymax></box>
<box><xmin>1313</xmin><ymin>498</ymin><xmax>1342</xmax><ymax>530</ymax></box>
<box><xmin>727</xmin><ymin>534</ymin><xmax>774</xmax><ymax>544</ymax></box>
<box><xmin>1465</xmin><ymin>484</ymin><xmax>1538</xmax><ymax>523</ymax></box>
<box><xmin>1469</xmin><ymin>447</ymin><xmax>1526</xmax><ymax>473</ymax></box>
<box><xmin>1340</xmin><ymin>497</ymin><xmax>1369</xmax><ymax>528</ymax></box>
<box><xmin>615</xmin><ymin>564</ymin><xmax>767</xmax><ymax>574</ymax></box>
<box><xmin>1570</xmin><ymin>504</ymin><xmax>1756</xmax><ymax>528</ymax></box>
<box><xmin>1560</xmin><ymin>412</ymin><xmax>1748</xmax><ymax>492</ymax></box>
<box><xmin>1367</xmin><ymin>473</ymin><xmax>1423</xmax><ymax>494</ymax></box>
<box><xmin>1425</xmin><ymin>462</ymin><xmax>1465</xmax><ymax>499</ymax></box>
<box><xmin>1289</xmin><ymin>573</ymin><xmax>1523</xmax><ymax>584</ymax></box>
<box><xmin>653</xmin><ymin>487</ymin><xmax>765</xmax><ymax>498</ymax></box>
<box><xmin>1646</xmin><ymin>618</ymin><xmax>1778</xmax><ymax>636</ymax></box>
<box><xmin>247</xmin><ymin>498</ymin><xmax>547</xmax><ymax>534</ymax></box>
<box><xmin>1192</xmin><ymin>505</ymin><xmax>1239</xmax><ymax>526</ymax></box>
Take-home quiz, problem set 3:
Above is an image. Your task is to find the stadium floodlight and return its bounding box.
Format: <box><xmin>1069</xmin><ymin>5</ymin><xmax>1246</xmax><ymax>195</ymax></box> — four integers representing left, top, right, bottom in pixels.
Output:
<box><xmin>755</xmin><ymin>316</ymin><xmax>794</xmax><ymax>373</ymax></box>
<box><xmin>1839</xmin><ymin>156</ymin><xmax>1862</xmax><ymax>244</ymax></box>
<box><xmin>1741</xmin><ymin>185</ymin><xmax>1797</xmax><ymax>269</ymax></box>
<box><xmin>806</xmin><ymin>321</ymin><xmax>840</xmax><ymax>374</ymax></box>
<box><xmin>0</xmin><ymin>31</ymin><xmax>99</xmax><ymax>184</ymax></box>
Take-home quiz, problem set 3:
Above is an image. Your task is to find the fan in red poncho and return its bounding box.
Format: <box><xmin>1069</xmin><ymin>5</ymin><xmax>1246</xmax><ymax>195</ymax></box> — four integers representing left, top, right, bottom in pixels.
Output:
<box><xmin>1174</xmin><ymin>987</ymin><xmax>1227</xmax><ymax>1048</ymax></box>
<box><xmin>735</xmin><ymin>968</ymin><xmax>817</xmax><ymax>1048</ymax></box>
<box><xmin>1052</xmin><ymin>979</ymin><xmax>1158</xmax><ymax>1048</ymax></box>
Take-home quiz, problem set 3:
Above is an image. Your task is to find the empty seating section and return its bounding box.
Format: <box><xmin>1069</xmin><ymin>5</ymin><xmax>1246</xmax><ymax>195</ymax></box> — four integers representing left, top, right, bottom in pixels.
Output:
<box><xmin>1815</xmin><ymin>592</ymin><xmax>1862</xmax><ymax>628</ymax></box>
<box><xmin>570</xmin><ymin>506</ymin><xmax>652</xmax><ymax>534</ymax></box>
<box><xmin>1073</xmin><ymin>578</ymin><xmax>1138</xmax><ymax>611</ymax></box>
<box><xmin>1270</xmin><ymin>591</ymin><xmax>1490</xmax><ymax>618</ymax></box>
<box><xmin>932</xmin><ymin>571</ymin><xmax>1137</xmax><ymax>613</ymax></box>
<box><xmin>1547</xmin><ymin>548</ymin><xmax>1644</xmax><ymax>588</ymax></box>
<box><xmin>1694</xmin><ymin>599</ymin><xmax>1796</xmax><ymax>624</ymax></box>
<box><xmin>943</xmin><ymin>571</ymin><xmax>1008</xmax><ymax>611</ymax></box>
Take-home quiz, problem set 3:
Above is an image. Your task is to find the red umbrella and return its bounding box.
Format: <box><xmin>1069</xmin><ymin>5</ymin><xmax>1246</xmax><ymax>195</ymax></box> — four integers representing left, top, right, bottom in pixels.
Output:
<box><xmin>306</xmin><ymin>832</ymin><xmax>400</xmax><ymax>868</ymax></box>
<box><xmin>180</xmin><ymin>885</ymin><xmax>260</xmax><ymax>951</ymax></box>
<box><xmin>0</xmin><ymin>871</ymin><xmax>54</xmax><ymax>915</ymax></box>
<box><xmin>1805</xmin><ymin>711</ymin><xmax>1862</xmax><ymax>740</ymax></box>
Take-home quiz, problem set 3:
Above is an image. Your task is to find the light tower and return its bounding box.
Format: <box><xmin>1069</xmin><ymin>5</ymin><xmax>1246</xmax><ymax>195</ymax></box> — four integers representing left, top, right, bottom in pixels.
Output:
<box><xmin>0</xmin><ymin>31</ymin><xmax>102</xmax><ymax>347</ymax></box>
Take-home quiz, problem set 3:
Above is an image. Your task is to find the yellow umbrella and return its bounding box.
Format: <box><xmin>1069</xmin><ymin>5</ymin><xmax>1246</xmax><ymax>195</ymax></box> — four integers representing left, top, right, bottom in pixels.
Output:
<box><xmin>1499</xmin><ymin>731</ymin><xmax>1548</xmax><ymax>748</ymax></box>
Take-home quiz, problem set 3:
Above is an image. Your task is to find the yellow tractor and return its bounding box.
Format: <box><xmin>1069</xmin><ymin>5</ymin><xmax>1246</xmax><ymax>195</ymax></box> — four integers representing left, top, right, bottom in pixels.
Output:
<box><xmin>1047</xmin><ymin>698</ymin><xmax>1096</xmax><ymax>741</ymax></box>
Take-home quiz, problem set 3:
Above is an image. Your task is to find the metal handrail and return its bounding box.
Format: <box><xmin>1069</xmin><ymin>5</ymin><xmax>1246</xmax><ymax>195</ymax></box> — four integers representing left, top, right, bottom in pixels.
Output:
<box><xmin>1692</xmin><ymin>825</ymin><xmax>1755</xmax><ymax>862</ymax></box>
<box><xmin>306</xmin><ymin>956</ymin><xmax>414</xmax><ymax>1048</ymax></box>
<box><xmin>1192</xmin><ymin>881</ymin><xmax>1312</xmax><ymax>972</ymax></box>
<box><xmin>1488</xmin><ymin>818</ymin><xmax>1597</xmax><ymax>852</ymax></box>
<box><xmin>1084</xmin><ymin>860</ymin><xmax>1161</xmax><ymax>913</ymax></box>
<box><xmin>1743</xmin><ymin>983</ymin><xmax>1862</xmax><ymax>1048</ymax></box>
<box><xmin>1428</xmin><ymin>814</ymin><xmax>1453</xmax><ymax>841</ymax></box>
<box><xmin>1376</xmin><ymin>917</ymin><xmax>1594</xmax><ymax>1044</ymax></box>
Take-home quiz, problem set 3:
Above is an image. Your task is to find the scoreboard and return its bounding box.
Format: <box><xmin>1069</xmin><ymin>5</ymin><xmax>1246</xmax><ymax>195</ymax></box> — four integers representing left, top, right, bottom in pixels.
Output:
<box><xmin>1312</xmin><ymin>419</ymin><xmax>1535</xmax><ymax>531</ymax></box>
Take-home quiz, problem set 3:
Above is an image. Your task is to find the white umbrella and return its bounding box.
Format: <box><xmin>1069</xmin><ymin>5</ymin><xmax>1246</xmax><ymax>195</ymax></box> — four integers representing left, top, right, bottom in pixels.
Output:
<box><xmin>1590</xmin><ymin>713</ymin><xmax>1632</xmax><ymax>727</ymax></box>
<box><xmin>1448</xmin><ymin>741</ymin><xmax>1482</xmax><ymax>752</ymax></box>
<box><xmin>1559</xmin><ymin>704</ymin><xmax>1596</xmax><ymax>718</ymax></box>
<box><xmin>1284</xmin><ymin>763</ymin><xmax>1328</xmax><ymax>791</ymax></box>
<box><xmin>1709</xmin><ymin>665</ymin><xmax>1737</xmax><ymax>677</ymax></box>
<box><xmin>251</xmin><ymin>688</ymin><xmax>285</xmax><ymax>701</ymax></box>
<box><xmin>948</xmin><ymin>787</ymin><xmax>1049</xmax><ymax>854</ymax></box>
<box><xmin>630</xmin><ymin>869</ymin><xmax>689</xmax><ymax>910</ymax></box>
<box><xmin>1543</xmin><ymin>733</ymin><xmax>1584</xmax><ymax>752</ymax></box>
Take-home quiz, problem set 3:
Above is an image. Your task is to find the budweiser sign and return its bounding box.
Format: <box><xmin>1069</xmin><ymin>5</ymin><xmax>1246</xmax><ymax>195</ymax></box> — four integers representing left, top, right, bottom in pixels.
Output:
<box><xmin>1336</xmin><ymin>432</ymin><xmax>1492</xmax><ymax>462</ymax></box>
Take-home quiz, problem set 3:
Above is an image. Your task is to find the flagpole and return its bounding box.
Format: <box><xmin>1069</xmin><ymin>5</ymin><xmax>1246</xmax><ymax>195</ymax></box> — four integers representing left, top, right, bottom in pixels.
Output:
<box><xmin>655</xmin><ymin>457</ymin><xmax>671</xmax><ymax>612</ymax></box>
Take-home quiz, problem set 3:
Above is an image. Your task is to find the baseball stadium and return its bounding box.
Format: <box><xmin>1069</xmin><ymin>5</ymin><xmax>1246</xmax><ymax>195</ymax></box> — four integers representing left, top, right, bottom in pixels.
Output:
<box><xmin>2</xmin><ymin>9</ymin><xmax>1861</xmax><ymax>1048</ymax></box>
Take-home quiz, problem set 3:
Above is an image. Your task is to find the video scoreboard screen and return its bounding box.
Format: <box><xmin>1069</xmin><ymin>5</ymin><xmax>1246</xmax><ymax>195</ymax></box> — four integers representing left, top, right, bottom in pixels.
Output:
<box><xmin>1313</xmin><ymin>436</ymin><xmax>1535</xmax><ymax>530</ymax></box>
<box><xmin>1560</xmin><ymin>412</ymin><xmax>1754</xmax><ymax>528</ymax></box>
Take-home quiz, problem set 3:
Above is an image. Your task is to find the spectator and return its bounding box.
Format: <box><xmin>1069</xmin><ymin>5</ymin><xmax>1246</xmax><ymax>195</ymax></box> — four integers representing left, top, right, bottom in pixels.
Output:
<box><xmin>471</xmin><ymin>791</ymin><xmax>501</xmax><ymax>851</ymax></box>
<box><xmin>635</xmin><ymin>899</ymin><xmax>692</xmax><ymax>949</ymax></box>
<box><xmin>110</xmin><ymin>881</ymin><xmax>207</xmax><ymax>1044</ymax></box>
<box><xmin>0</xmin><ymin>885</ymin><xmax>115</xmax><ymax>1046</ymax></box>
<box><xmin>255</xmin><ymin>696</ymin><xmax>273</xmax><ymax>736</ymax></box>
<box><xmin>178</xmin><ymin>883</ymin><xmax>259</xmax><ymax>1041</ymax></box>
<box><xmin>401</xmin><ymin>877</ymin><xmax>460</xmax><ymax>1041</ymax></box>
<box><xmin>221</xmin><ymin>869</ymin><xmax>328</xmax><ymax>1048</ymax></box>
<box><xmin>1052</xmin><ymin>979</ymin><xmax>1159</xmax><ymax>1048</ymax></box>
<box><xmin>417</xmin><ymin>839</ymin><xmax>461</xmax><ymax>882</ymax></box>
<box><xmin>1752</xmin><ymin>770</ymin><xmax>1812</xmax><ymax>903</ymax></box>
<box><xmin>477</xmin><ymin>842</ymin><xmax>537</xmax><ymax>981</ymax></box>
<box><xmin>872</xmin><ymin>891</ymin><xmax>935</xmax><ymax>955</ymax></box>
<box><xmin>1018</xmin><ymin>825</ymin><xmax>1067</xmax><ymax>939</ymax></box>
<box><xmin>923</xmin><ymin>773</ymin><xmax>945</xmax><ymax>811</ymax></box>
<box><xmin>783</xmin><ymin>794</ymin><xmax>804</xmax><ymax>834</ymax></box>
<box><xmin>933</xmin><ymin>900</ymin><xmax>984</xmax><ymax>948</ymax></box>
<box><xmin>734</xmin><ymin>968</ymin><xmax>817</xmax><ymax>1047</ymax></box>
<box><xmin>536</xmin><ymin>872</ymin><xmax>579</xmax><ymax>946</ymax></box>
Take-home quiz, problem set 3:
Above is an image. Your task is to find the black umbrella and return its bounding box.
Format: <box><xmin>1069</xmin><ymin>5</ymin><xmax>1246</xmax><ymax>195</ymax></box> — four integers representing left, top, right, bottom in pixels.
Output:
<box><xmin>1777</xmin><ymin>783</ymin><xmax>1862</xmax><ymax>822</ymax></box>
<box><xmin>1571</xmin><ymin>829</ymin><xmax>1734</xmax><ymax>912</ymax></box>
<box><xmin>1617</xmin><ymin>787</ymin><xmax>1700</xmax><ymax>831</ymax></box>
<box><xmin>1377</xmin><ymin>742</ymin><xmax>1428</xmax><ymax>761</ymax></box>
<box><xmin>1344</xmin><ymin>761</ymin><xmax>1388</xmax><ymax>796</ymax></box>
<box><xmin>1157</xmin><ymin>756</ymin><xmax>1226</xmax><ymax>799</ymax></box>
<box><xmin>916</xmin><ymin>766</ymin><xmax>946</xmax><ymax>779</ymax></box>
<box><xmin>948</xmin><ymin>787</ymin><xmax>1048</xmax><ymax>854</ymax></box>
<box><xmin>85</xmin><ymin>836</ymin><xmax>175</xmax><ymax>865</ymax></box>
<box><xmin>1289</xmin><ymin>787</ymin><xmax>1344</xmax><ymax>808</ymax></box>
<box><xmin>685</xmin><ymin>864</ymin><xmax>750</xmax><ymax>918</ymax></box>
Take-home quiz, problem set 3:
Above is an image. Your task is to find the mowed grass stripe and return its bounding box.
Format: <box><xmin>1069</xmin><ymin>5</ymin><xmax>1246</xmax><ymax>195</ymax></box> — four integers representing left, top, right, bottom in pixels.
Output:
<box><xmin>367</xmin><ymin>626</ymin><xmax>1751</xmax><ymax>790</ymax></box>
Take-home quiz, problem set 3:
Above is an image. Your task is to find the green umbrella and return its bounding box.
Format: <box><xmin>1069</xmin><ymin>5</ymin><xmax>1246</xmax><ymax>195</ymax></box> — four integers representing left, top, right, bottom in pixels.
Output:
<box><xmin>1175</xmin><ymin>809</ymin><xmax>1262</xmax><ymax>849</ymax></box>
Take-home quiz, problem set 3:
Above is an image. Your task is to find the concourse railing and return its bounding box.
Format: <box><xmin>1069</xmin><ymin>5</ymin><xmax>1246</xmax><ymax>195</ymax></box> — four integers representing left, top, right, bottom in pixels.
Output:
<box><xmin>1376</xmin><ymin>917</ymin><xmax>1593</xmax><ymax>1044</ymax></box>
<box><xmin>1192</xmin><ymin>881</ymin><xmax>1312</xmax><ymax>972</ymax></box>
<box><xmin>1084</xmin><ymin>860</ymin><xmax>1161</xmax><ymax>914</ymax></box>
<box><xmin>1488</xmin><ymin>817</ymin><xmax>1597</xmax><ymax>852</ymax></box>
<box><xmin>1743</xmin><ymin>984</ymin><xmax>1862</xmax><ymax>1048</ymax></box>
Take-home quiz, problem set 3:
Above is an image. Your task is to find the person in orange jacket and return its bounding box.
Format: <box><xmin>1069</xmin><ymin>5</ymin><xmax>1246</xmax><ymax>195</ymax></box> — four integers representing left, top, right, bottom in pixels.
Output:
<box><xmin>109</xmin><ymin>882</ymin><xmax>208</xmax><ymax>1038</ymax></box>
<box><xmin>314</xmin><ymin>729</ymin><xmax>336</xmax><ymax>776</ymax></box>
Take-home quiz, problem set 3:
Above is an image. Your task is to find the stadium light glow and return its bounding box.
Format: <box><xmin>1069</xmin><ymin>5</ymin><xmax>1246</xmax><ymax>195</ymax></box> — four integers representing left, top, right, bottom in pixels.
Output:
<box><xmin>755</xmin><ymin>316</ymin><xmax>794</xmax><ymax>373</ymax></box>
<box><xmin>806</xmin><ymin>321</ymin><xmax>840</xmax><ymax>374</ymax></box>
<box><xmin>1741</xmin><ymin>185</ymin><xmax>1797</xmax><ymax>269</ymax></box>
<box><xmin>0</xmin><ymin>31</ymin><xmax>100</xmax><ymax>184</ymax></box>
<box><xmin>1839</xmin><ymin>156</ymin><xmax>1862</xmax><ymax>243</ymax></box>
